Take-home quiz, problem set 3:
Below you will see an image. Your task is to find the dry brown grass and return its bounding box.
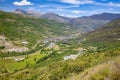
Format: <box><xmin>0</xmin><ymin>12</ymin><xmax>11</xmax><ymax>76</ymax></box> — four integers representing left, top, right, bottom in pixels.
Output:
<box><xmin>67</xmin><ymin>56</ymin><xmax>120</xmax><ymax>80</ymax></box>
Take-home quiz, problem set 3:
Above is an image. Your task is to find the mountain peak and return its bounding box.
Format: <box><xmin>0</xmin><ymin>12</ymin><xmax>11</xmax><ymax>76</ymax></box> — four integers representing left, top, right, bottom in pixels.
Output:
<box><xmin>14</xmin><ymin>8</ymin><xmax>28</xmax><ymax>14</ymax></box>
<box><xmin>40</xmin><ymin>12</ymin><xmax>71</xmax><ymax>23</ymax></box>
<box><xmin>14</xmin><ymin>8</ymin><xmax>42</xmax><ymax>17</ymax></box>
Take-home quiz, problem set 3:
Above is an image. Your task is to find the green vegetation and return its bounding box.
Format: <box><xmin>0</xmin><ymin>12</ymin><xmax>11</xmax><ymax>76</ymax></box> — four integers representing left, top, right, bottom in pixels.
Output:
<box><xmin>67</xmin><ymin>56</ymin><xmax>120</xmax><ymax>80</ymax></box>
<box><xmin>0</xmin><ymin>11</ymin><xmax>72</xmax><ymax>47</ymax></box>
<box><xmin>0</xmin><ymin>11</ymin><xmax>120</xmax><ymax>80</ymax></box>
<box><xmin>0</xmin><ymin>50</ymin><xmax>45</xmax><ymax>73</ymax></box>
<box><xmin>85</xmin><ymin>19</ymin><xmax>120</xmax><ymax>43</ymax></box>
<box><xmin>1</xmin><ymin>46</ymin><xmax>119</xmax><ymax>80</ymax></box>
<box><xmin>0</xmin><ymin>11</ymin><xmax>75</xmax><ymax>59</ymax></box>
<box><xmin>0</xmin><ymin>46</ymin><xmax>5</xmax><ymax>50</ymax></box>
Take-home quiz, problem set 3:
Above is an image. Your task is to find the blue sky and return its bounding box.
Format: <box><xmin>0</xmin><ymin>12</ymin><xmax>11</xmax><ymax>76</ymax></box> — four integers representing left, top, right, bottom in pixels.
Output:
<box><xmin>0</xmin><ymin>0</ymin><xmax>120</xmax><ymax>17</ymax></box>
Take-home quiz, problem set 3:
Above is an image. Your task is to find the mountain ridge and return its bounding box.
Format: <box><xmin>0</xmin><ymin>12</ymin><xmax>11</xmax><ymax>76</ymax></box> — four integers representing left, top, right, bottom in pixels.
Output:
<box><xmin>37</xmin><ymin>11</ymin><xmax>120</xmax><ymax>32</ymax></box>
<box><xmin>85</xmin><ymin>18</ymin><xmax>120</xmax><ymax>43</ymax></box>
<box><xmin>40</xmin><ymin>13</ymin><xmax>71</xmax><ymax>23</ymax></box>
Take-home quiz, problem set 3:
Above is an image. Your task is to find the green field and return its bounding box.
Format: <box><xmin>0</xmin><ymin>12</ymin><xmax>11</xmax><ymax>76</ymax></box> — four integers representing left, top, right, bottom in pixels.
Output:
<box><xmin>0</xmin><ymin>50</ymin><xmax>46</xmax><ymax>73</ymax></box>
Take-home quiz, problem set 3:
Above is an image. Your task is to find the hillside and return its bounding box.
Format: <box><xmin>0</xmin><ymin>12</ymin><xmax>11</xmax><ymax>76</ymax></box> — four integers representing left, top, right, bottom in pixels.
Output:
<box><xmin>85</xmin><ymin>19</ymin><xmax>120</xmax><ymax>42</ymax></box>
<box><xmin>65</xmin><ymin>19</ymin><xmax>120</xmax><ymax>80</ymax></box>
<box><xmin>0</xmin><ymin>18</ymin><xmax>120</xmax><ymax>80</ymax></box>
<box><xmin>0</xmin><ymin>11</ymin><xmax>72</xmax><ymax>48</ymax></box>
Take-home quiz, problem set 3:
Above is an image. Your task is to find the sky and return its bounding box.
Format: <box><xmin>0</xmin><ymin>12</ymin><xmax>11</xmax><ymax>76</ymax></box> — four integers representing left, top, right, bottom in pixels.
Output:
<box><xmin>0</xmin><ymin>0</ymin><xmax>120</xmax><ymax>17</ymax></box>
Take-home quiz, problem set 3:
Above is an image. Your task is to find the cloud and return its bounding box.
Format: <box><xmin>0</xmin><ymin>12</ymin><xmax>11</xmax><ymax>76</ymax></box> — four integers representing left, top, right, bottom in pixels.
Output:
<box><xmin>57</xmin><ymin>5</ymin><xmax>79</xmax><ymax>9</ymax></box>
<box><xmin>60</xmin><ymin>0</ymin><xmax>94</xmax><ymax>5</ymax></box>
<box><xmin>59</xmin><ymin>13</ymin><xmax>78</xmax><ymax>18</ymax></box>
<box><xmin>96</xmin><ymin>2</ymin><xmax>120</xmax><ymax>7</ymax></box>
<box><xmin>39</xmin><ymin>4</ymin><xmax>79</xmax><ymax>9</ymax></box>
<box><xmin>60</xmin><ymin>0</ymin><xmax>120</xmax><ymax>7</ymax></box>
<box><xmin>13</xmin><ymin>0</ymin><xmax>33</xmax><ymax>6</ymax></box>
<box><xmin>71</xmin><ymin>10</ymin><xmax>86</xmax><ymax>14</ymax></box>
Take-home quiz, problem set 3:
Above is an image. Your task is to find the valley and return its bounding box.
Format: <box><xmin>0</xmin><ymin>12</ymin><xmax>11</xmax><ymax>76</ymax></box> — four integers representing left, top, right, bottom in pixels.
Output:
<box><xmin>0</xmin><ymin>33</ymin><xmax>80</xmax><ymax>73</ymax></box>
<box><xmin>0</xmin><ymin>10</ymin><xmax>120</xmax><ymax>80</ymax></box>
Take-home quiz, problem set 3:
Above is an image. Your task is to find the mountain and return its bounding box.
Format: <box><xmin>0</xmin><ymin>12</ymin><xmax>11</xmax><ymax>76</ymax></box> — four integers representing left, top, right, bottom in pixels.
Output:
<box><xmin>71</xmin><ymin>17</ymin><xmax>109</xmax><ymax>32</ymax></box>
<box><xmin>89</xmin><ymin>13</ymin><xmax>120</xmax><ymax>20</ymax></box>
<box><xmin>14</xmin><ymin>8</ymin><xmax>28</xmax><ymax>15</ymax></box>
<box><xmin>0</xmin><ymin>11</ymin><xmax>72</xmax><ymax>48</ymax></box>
<box><xmin>13</xmin><ymin>9</ymin><xmax>120</xmax><ymax>32</ymax></box>
<box><xmin>14</xmin><ymin>9</ymin><xmax>42</xmax><ymax>17</ymax></box>
<box><xmin>40</xmin><ymin>12</ymin><xmax>120</xmax><ymax>32</ymax></box>
<box><xmin>27</xmin><ymin>10</ymin><xmax>42</xmax><ymax>17</ymax></box>
<box><xmin>85</xmin><ymin>18</ymin><xmax>120</xmax><ymax>43</ymax></box>
<box><xmin>71</xmin><ymin>13</ymin><xmax>120</xmax><ymax>32</ymax></box>
<box><xmin>40</xmin><ymin>13</ymin><xmax>71</xmax><ymax>23</ymax></box>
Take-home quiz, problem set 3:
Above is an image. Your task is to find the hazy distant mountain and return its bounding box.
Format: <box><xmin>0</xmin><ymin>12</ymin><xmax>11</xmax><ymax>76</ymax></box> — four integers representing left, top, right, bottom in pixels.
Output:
<box><xmin>39</xmin><ymin>12</ymin><xmax>120</xmax><ymax>32</ymax></box>
<box><xmin>40</xmin><ymin>13</ymin><xmax>71</xmax><ymax>23</ymax></box>
<box><xmin>13</xmin><ymin>9</ymin><xmax>120</xmax><ymax>32</ymax></box>
<box><xmin>89</xmin><ymin>13</ymin><xmax>120</xmax><ymax>20</ymax></box>
<box><xmin>71</xmin><ymin>13</ymin><xmax>120</xmax><ymax>32</ymax></box>
<box><xmin>27</xmin><ymin>10</ymin><xmax>42</xmax><ymax>17</ymax></box>
<box><xmin>71</xmin><ymin>18</ymin><xmax>109</xmax><ymax>32</ymax></box>
<box><xmin>14</xmin><ymin>8</ymin><xmax>42</xmax><ymax>17</ymax></box>
<box><xmin>14</xmin><ymin>8</ymin><xmax>28</xmax><ymax>14</ymax></box>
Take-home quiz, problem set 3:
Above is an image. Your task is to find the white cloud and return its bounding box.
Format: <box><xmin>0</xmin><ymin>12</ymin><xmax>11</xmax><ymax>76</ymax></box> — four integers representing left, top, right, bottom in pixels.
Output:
<box><xmin>60</xmin><ymin>0</ymin><xmax>94</xmax><ymax>5</ymax></box>
<box><xmin>59</xmin><ymin>13</ymin><xmax>78</xmax><ymax>18</ymax></box>
<box><xmin>60</xmin><ymin>0</ymin><xmax>120</xmax><ymax>7</ymax></box>
<box><xmin>39</xmin><ymin>4</ymin><xmax>79</xmax><ymax>9</ymax></box>
<box><xmin>71</xmin><ymin>10</ymin><xmax>86</xmax><ymax>14</ymax></box>
<box><xmin>96</xmin><ymin>2</ymin><xmax>120</xmax><ymax>7</ymax></box>
<box><xmin>57</xmin><ymin>5</ymin><xmax>79</xmax><ymax>9</ymax></box>
<box><xmin>13</xmin><ymin>0</ymin><xmax>33</xmax><ymax>6</ymax></box>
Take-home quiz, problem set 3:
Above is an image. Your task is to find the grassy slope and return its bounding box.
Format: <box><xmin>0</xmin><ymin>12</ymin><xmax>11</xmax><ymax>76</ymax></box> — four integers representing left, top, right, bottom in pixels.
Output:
<box><xmin>67</xmin><ymin>56</ymin><xmax>120</xmax><ymax>80</ymax></box>
<box><xmin>0</xmin><ymin>11</ymin><xmax>72</xmax><ymax>47</ymax></box>
<box><xmin>85</xmin><ymin>19</ymin><xmax>120</xmax><ymax>43</ymax></box>
<box><xmin>66</xmin><ymin>18</ymin><xmax>120</xmax><ymax>80</ymax></box>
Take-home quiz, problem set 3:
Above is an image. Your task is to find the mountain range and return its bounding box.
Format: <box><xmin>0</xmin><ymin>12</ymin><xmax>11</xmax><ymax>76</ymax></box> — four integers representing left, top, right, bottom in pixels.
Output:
<box><xmin>14</xmin><ymin>9</ymin><xmax>120</xmax><ymax>32</ymax></box>
<box><xmin>0</xmin><ymin>10</ymin><xmax>72</xmax><ymax>48</ymax></box>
